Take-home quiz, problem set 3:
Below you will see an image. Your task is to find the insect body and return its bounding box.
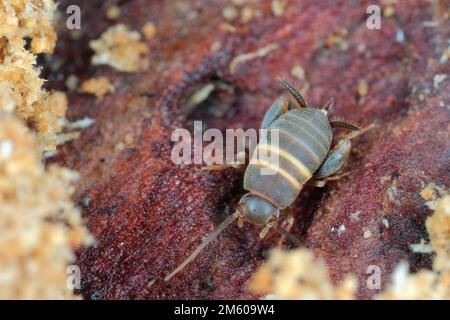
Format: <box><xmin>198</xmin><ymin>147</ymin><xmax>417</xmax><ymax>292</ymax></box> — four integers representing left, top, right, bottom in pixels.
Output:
<box><xmin>245</xmin><ymin>108</ymin><xmax>332</xmax><ymax>210</ymax></box>
<box><xmin>165</xmin><ymin>79</ymin><xmax>367</xmax><ymax>281</ymax></box>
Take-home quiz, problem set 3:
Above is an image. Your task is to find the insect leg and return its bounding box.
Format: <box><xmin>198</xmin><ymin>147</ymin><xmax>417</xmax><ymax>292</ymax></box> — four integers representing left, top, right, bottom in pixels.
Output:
<box><xmin>309</xmin><ymin>171</ymin><xmax>354</xmax><ymax>187</ymax></box>
<box><xmin>310</xmin><ymin>124</ymin><xmax>374</xmax><ymax>186</ymax></box>
<box><xmin>261</xmin><ymin>96</ymin><xmax>292</xmax><ymax>129</ymax></box>
<box><xmin>259</xmin><ymin>221</ymin><xmax>274</xmax><ymax>239</ymax></box>
<box><xmin>202</xmin><ymin>150</ymin><xmax>249</xmax><ymax>172</ymax></box>
<box><xmin>313</xmin><ymin>139</ymin><xmax>352</xmax><ymax>180</ymax></box>
<box><xmin>258</xmin><ymin>214</ymin><xmax>301</xmax><ymax>246</ymax></box>
<box><xmin>201</xmin><ymin>163</ymin><xmax>246</xmax><ymax>172</ymax></box>
<box><xmin>277</xmin><ymin>208</ymin><xmax>295</xmax><ymax>246</ymax></box>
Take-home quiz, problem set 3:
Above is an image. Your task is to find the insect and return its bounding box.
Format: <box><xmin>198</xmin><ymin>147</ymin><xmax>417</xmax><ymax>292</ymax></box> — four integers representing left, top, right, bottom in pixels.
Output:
<box><xmin>165</xmin><ymin>79</ymin><xmax>371</xmax><ymax>281</ymax></box>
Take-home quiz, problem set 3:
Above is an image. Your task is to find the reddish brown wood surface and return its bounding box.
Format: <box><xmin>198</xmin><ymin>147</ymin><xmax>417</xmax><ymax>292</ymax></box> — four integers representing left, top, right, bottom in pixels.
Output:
<box><xmin>47</xmin><ymin>0</ymin><xmax>450</xmax><ymax>299</ymax></box>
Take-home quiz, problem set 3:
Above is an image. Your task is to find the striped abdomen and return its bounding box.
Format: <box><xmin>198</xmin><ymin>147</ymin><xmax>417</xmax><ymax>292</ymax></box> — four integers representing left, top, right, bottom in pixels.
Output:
<box><xmin>243</xmin><ymin>108</ymin><xmax>332</xmax><ymax>209</ymax></box>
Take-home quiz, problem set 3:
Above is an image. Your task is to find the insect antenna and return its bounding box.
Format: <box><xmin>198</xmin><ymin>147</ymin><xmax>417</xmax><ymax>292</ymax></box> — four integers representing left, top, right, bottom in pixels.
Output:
<box><xmin>164</xmin><ymin>212</ymin><xmax>238</xmax><ymax>282</ymax></box>
<box><xmin>278</xmin><ymin>78</ymin><xmax>309</xmax><ymax>108</ymax></box>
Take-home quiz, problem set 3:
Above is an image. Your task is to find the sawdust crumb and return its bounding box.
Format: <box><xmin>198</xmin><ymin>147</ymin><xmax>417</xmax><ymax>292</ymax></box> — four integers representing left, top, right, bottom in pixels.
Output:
<box><xmin>241</xmin><ymin>6</ymin><xmax>254</xmax><ymax>23</ymax></box>
<box><xmin>231</xmin><ymin>0</ymin><xmax>246</xmax><ymax>5</ymax></box>
<box><xmin>80</xmin><ymin>77</ymin><xmax>116</xmax><ymax>98</ymax></box>
<box><xmin>222</xmin><ymin>6</ymin><xmax>239</xmax><ymax>20</ymax></box>
<box><xmin>250</xmin><ymin>248</ymin><xmax>357</xmax><ymax>299</ymax></box>
<box><xmin>90</xmin><ymin>24</ymin><xmax>149</xmax><ymax>72</ymax></box>
<box><xmin>142</xmin><ymin>22</ymin><xmax>157</xmax><ymax>40</ymax></box>
<box><xmin>106</xmin><ymin>5</ymin><xmax>121</xmax><ymax>20</ymax></box>
<box><xmin>0</xmin><ymin>2</ymin><xmax>91</xmax><ymax>299</ymax></box>
<box><xmin>357</xmin><ymin>43</ymin><xmax>366</xmax><ymax>53</ymax></box>
<box><xmin>384</xmin><ymin>5</ymin><xmax>395</xmax><ymax>18</ymax></box>
<box><xmin>409</xmin><ymin>239</ymin><xmax>433</xmax><ymax>254</ymax></box>
<box><xmin>0</xmin><ymin>116</ymin><xmax>91</xmax><ymax>299</ymax></box>
<box><xmin>440</xmin><ymin>47</ymin><xmax>450</xmax><ymax>64</ymax></box>
<box><xmin>65</xmin><ymin>118</ymin><xmax>95</xmax><ymax>130</ymax></box>
<box><xmin>115</xmin><ymin>142</ymin><xmax>125</xmax><ymax>152</ymax></box>
<box><xmin>219</xmin><ymin>23</ymin><xmax>238</xmax><ymax>33</ymax></box>
<box><xmin>0</xmin><ymin>0</ymin><xmax>71</xmax><ymax>151</ymax></box>
<box><xmin>380</xmin><ymin>175</ymin><xmax>391</xmax><ymax>184</ymax></box>
<box><xmin>271</xmin><ymin>0</ymin><xmax>288</xmax><ymax>17</ymax></box>
<box><xmin>211</xmin><ymin>41</ymin><xmax>222</xmax><ymax>53</ymax></box>
<box><xmin>376</xmin><ymin>263</ymin><xmax>449</xmax><ymax>299</ymax></box>
<box><xmin>433</xmin><ymin>74</ymin><xmax>447</xmax><ymax>89</ymax></box>
<box><xmin>47</xmin><ymin>91</ymin><xmax>68</xmax><ymax>118</ymax></box>
<box><xmin>291</xmin><ymin>66</ymin><xmax>305</xmax><ymax>80</ymax></box>
<box><xmin>65</xmin><ymin>75</ymin><xmax>80</xmax><ymax>91</ymax></box>
<box><xmin>186</xmin><ymin>84</ymin><xmax>215</xmax><ymax>111</ymax></box>
<box><xmin>426</xmin><ymin>195</ymin><xmax>450</xmax><ymax>271</ymax></box>
<box><xmin>363</xmin><ymin>229</ymin><xmax>372</xmax><ymax>239</ymax></box>
<box><xmin>420</xmin><ymin>184</ymin><xmax>436</xmax><ymax>201</ymax></box>
<box><xmin>229</xmin><ymin>43</ymin><xmax>278</xmax><ymax>74</ymax></box>
<box><xmin>377</xmin><ymin>196</ymin><xmax>450</xmax><ymax>299</ymax></box>
<box><xmin>115</xmin><ymin>133</ymin><xmax>134</xmax><ymax>153</ymax></box>
<box><xmin>124</xmin><ymin>133</ymin><xmax>134</xmax><ymax>144</ymax></box>
<box><xmin>250</xmin><ymin>195</ymin><xmax>450</xmax><ymax>300</ymax></box>
<box><xmin>326</xmin><ymin>28</ymin><xmax>349</xmax><ymax>51</ymax></box>
<box><xmin>357</xmin><ymin>79</ymin><xmax>369</xmax><ymax>97</ymax></box>
<box><xmin>420</xmin><ymin>183</ymin><xmax>447</xmax><ymax>209</ymax></box>
<box><xmin>55</xmin><ymin>132</ymin><xmax>81</xmax><ymax>145</ymax></box>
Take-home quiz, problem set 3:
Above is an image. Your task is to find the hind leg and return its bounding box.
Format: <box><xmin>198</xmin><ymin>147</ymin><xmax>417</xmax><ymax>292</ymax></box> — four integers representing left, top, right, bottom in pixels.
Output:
<box><xmin>261</xmin><ymin>96</ymin><xmax>293</xmax><ymax>129</ymax></box>
<box><xmin>310</xmin><ymin>124</ymin><xmax>374</xmax><ymax>186</ymax></box>
<box><xmin>310</xmin><ymin>138</ymin><xmax>352</xmax><ymax>187</ymax></box>
<box><xmin>202</xmin><ymin>148</ymin><xmax>249</xmax><ymax>172</ymax></box>
<box><xmin>201</xmin><ymin>162</ymin><xmax>246</xmax><ymax>172</ymax></box>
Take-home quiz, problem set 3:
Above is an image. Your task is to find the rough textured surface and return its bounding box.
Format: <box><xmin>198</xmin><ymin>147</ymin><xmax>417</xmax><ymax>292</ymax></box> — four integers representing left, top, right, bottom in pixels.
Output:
<box><xmin>0</xmin><ymin>0</ymin><xmax>91</xmax><ymax>299</ymax></box>
<box><xmin>0</xmin><ymin>0</ymin><xmax>69</xmax><ymax>151</ymax></box>
<box><xmin>47</xmin><ymin>0</ymin><xmax>449</xmax><ymax>299</ymax></box>
<box><xmin>0</xmin><ymin>115</ymin><xmax>91</xmax><ymax>299</ymax></box>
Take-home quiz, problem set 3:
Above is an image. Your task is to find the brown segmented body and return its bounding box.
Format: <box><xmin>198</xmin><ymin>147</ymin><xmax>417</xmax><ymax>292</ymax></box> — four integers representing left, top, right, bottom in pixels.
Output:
<box><xmin>244</xmin><ymin>108</ymin><xmax>332</xmax><ymax>209</ymax></box>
